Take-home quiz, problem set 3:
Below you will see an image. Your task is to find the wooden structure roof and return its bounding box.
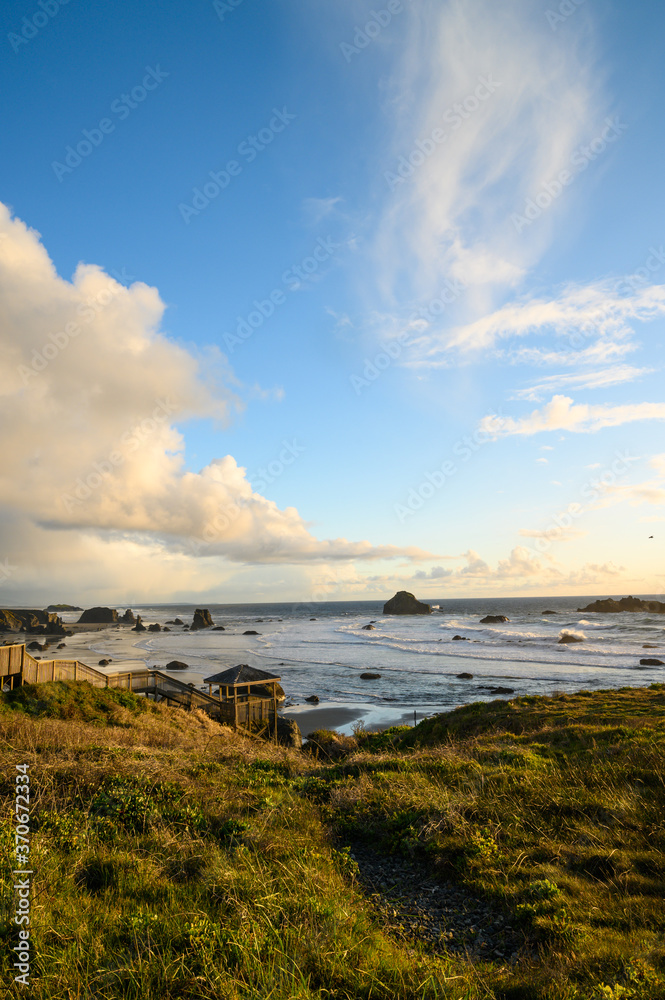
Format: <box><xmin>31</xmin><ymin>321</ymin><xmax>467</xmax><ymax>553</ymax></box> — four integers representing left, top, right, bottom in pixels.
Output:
<box><xmin>203</xmin><ymin>664</ymin><xmax>281</xmax><ymax>685</ymax></box>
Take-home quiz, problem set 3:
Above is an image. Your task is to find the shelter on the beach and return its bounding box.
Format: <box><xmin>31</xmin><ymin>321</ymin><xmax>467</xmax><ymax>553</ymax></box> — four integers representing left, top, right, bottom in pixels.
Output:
<box><xmin>203</xmin><ymin>664</ymin><xmax>281</xmax><ymax>736</ymax></box>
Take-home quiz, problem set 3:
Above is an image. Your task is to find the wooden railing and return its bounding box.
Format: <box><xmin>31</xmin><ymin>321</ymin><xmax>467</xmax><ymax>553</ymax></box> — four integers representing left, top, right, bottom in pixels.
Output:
<box><xmin>0</xmin><ymin>644</ymin><xmax>275</xmax><ymax>733</ymax></box>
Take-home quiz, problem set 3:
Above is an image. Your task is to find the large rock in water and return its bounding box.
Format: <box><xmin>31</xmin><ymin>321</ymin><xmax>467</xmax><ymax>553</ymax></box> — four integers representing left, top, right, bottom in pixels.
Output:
<box><xmin>120</xmin><ymin>609</ymin><xmax>136</xmax><ymax>624</ymax></box>
<box><xmin>577</xmin><ymin>596</ymin><xmax>665</xmax><ymax>614</ymax></box>
<box><xmin>191</xmin><ymin>608</ymin><xmax>214</xmax><ymax>630</ymax></box>
<box><xmin>383</xmin><ymin>591</ymin><xmax>431</xmax><ymax>615</ymax></box>
<box><xmin>132</xmin><ymin>616</ymin><xmax>146</xmax><ymax>632</ymax></box>
<box><xmin>480</xmin><ymin>615</ymin><xmax>509</xmax><ymax>624</ymax></box>
<box><xmin>77</xmin><ymin>607</ymin><xmax>119</xmax><ymax>624</ymax></box>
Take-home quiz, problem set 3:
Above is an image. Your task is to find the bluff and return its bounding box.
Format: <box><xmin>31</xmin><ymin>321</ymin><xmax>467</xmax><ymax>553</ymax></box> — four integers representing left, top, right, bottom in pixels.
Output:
<box><xmin>577</xmin><ymin>596</ymin><xmax>665</xmax><ymax>614</ymax></box>
<box><xmin>383</xmin><ymin>591</ymin><xmax>431</xmax><ymax>615</ymax></box>
<box><xmin>0</xmin><ymin>609</ymin><xmax>65</xmax><ymax>634</ymax></box>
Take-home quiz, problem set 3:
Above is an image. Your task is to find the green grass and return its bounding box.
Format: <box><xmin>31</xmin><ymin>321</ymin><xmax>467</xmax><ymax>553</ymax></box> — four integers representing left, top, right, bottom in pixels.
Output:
<box><xmin>1</xmin><ymin>682</ymin><xmax>665</xmax><ymax>998</ymax></box>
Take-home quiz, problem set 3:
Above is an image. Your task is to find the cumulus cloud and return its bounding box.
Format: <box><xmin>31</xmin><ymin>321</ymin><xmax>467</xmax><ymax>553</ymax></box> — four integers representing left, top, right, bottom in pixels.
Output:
<box><xmin>0</xmin><ymin>203</ymin><xmax>436</xmax><ymax>598</ymax></box>
<box><xmin>480</xmin><ymin>395</ymin><xmax>665</xmax><ymax>437</ymax></box>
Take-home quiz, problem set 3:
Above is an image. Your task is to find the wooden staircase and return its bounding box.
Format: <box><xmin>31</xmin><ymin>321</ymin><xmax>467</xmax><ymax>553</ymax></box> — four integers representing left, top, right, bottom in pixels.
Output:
<box><xmin>0</xmin><ymin>643</ymin><xmax>276</xmax><ymax>734</ymax></box>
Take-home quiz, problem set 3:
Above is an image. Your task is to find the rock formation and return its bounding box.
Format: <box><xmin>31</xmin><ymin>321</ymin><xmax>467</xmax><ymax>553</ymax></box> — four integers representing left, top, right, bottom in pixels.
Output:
<box><xmin>275</xmin><ymin>716</ymin><xmax>302</xmax><ymax>748</ymax></box>
<box><xmin>640</xmin><ymin>657</ymin><xmax>664</xmax><ymax>666</ymax></box>
<box><xmin>306</xmin><ymin>695</ymin><xmax>320</xmax><ymax>704</ymax></box>
<box><xmin>558</xmin><ymin>633</ymin><xmax>584</xmax><ymax>644</ymax></box>
<box><xmin>456</xmin><ymin>672</ymin><xmax>473</xmax><ymax>679</ymax></box>
<box><xmin>383</xmin><ymin>591</ymin><xmax>431</xmax><ymax>615</ymax></box>
<box><xmin>243</xmin><ymin>630</ymin><xmax>259</xmax><ymax>636</ymax></box>
<box><xmin>191</xmin><ymin>609</ymin><xmax>214</xmax><ymax>630</ymax></box>
<box><xmin>148</xmin><ymin>623</ymin><xmax>161</xmax><ymax>632</ymax></box>
<box><xmin>166</xmin><ymin>660</ymin><xmax>188</xmax><ymax>670</ymax></box>
<box><xmin>0</xmin><ymin>609</ymin><xmax>65</xmax><ymax>635</ymax></box>
<box><xmin>132</xmin><ymin>617</ymin><xmax>146</xmax><ymax>632</ymax></box>
<box><xmin>77</xmin><ymin>608</ymin><xmax>119</xmax><ymax>624</ymax></box>
<box><xmin>480</xmin><ymin>615</ymin><xmax>509</xmax><ymax>624</ymax></box>
<box><xmin>577</xmin><ymin>596</ymin><xmax>665</xmax><ymax>614</ymax></box>
<box><xmin>362</xmin><ymin>624</ymin><xmax>375</xmax><ymax>630</ymax></box>
<box><xmin>120</xmin><ymin>610</ymin><xmax>136</xmax><ymax>624</ymax></box>
<box><xmin>360</xmin><ymin>672</ymin><xmax>381</xmax><ymax>680</ymax></box>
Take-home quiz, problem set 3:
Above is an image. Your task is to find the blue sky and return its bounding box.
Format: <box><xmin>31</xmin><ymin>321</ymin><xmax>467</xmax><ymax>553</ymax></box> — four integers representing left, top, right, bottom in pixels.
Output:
<box><xmin>1</xmin><ymin>0</ymin><xmax>664</xmax><ymax>604</ymax></box>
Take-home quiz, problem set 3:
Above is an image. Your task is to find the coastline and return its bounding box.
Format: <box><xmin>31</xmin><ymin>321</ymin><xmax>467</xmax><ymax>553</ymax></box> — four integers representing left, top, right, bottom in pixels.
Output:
<box><xmin>3</xmin><ymin>596</ymin><xmax>664</xmax><ymax>737</ymax></box>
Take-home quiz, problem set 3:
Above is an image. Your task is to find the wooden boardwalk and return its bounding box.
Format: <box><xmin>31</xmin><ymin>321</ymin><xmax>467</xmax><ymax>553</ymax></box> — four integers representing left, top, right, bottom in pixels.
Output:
<box><xmin>0</xmin><ymin>643</ymin><xmax>277</xmax><ymax>735</ymax></box>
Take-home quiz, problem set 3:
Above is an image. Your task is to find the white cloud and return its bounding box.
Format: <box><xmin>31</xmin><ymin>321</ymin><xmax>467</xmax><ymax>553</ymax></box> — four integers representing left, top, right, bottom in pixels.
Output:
<box><xmin>511</xmin><ymin>364</ymin><xmax>652</xmax><ymax>402</ymax></box>
<box><xmin>372</xmin><ymin>0</ymin><xmax>600</xmax><ymax>314</ymax></box>
<box><xmin>442</xmin><ymin>282</ymin><xmax>665</xmax><ymax>355</ymax></box>
<box><xmin>0</xmin><ymin>203</ymin><xmax>437</xmax><ymax>599</ymax></box>
<box><xmin>303</xmin><ymin>196</ymin><xmax>343</xmax><ymax>224</ymax></box>
<box><xmin>481</xmin><ymin>395</ymin><xmax>665</xmax><ymax>437</ymax></box>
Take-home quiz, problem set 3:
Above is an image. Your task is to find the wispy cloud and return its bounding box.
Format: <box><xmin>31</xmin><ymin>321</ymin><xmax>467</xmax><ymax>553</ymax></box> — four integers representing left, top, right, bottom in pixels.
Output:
<box><xmin>510</xmin><ymin>364</ymin><xmax>653</xmax><ymax>401</ymax></box>
<box><xmin>370</xmin><ymin>0</ymin><xmax>601</xmax><ymax>321</ymax></box>
<box><xmin>431</xmin><ymin>281</ymin><xmax>665</xmax><ymax>360</ymax></box>
<box><xmin>481</xmin><ymin>395</ymin><xmax>665</xmax><ymax>437</ymax></box>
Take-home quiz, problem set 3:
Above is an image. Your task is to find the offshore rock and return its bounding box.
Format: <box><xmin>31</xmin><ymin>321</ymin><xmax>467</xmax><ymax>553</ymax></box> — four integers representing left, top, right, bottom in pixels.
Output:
<box><xmin>577</xmin><ymin>596</ymin><xmax>665</xmax><ymax>614</ymax></box>
<box><xmin>191</xmin><ymin>608</ymin><xmax>214</xmax><ymax>630</ymax></box>
<box><xmin>77</xmin><ymin>607</ymin><xmax>119</xmax><ymax>624</ymax></box>
<box><xmin>383</xmin><ymin>591</ymin><xmax>431</xmax><ymax>615</ymax></box>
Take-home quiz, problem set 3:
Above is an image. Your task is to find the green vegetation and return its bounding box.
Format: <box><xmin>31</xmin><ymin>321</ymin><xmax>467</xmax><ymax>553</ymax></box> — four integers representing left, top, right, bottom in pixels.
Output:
<box><xmin>1</xmin><ymin>682</ymin><xmax>665</xmax><ymax>998</ymax></box>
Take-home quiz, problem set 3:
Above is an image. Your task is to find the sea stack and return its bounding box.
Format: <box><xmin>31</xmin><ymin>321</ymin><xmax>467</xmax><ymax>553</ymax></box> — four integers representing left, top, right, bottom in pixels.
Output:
<box><xmin>191</xmin><ymin>609</ymin><xmax>214</xmax><ymax>630</ymax></box>
<box><xmin>77</xmin><ymin>607</ymin><xmax>119</xmax><ymax>624</ymax></box>
<box><xmin>383</xmin><ymin>591</ymin><xmax>431</xmax><ymax>615</ymax></box>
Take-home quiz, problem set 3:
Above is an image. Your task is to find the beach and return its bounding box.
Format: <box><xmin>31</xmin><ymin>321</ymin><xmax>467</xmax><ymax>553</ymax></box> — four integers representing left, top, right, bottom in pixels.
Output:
<box><xmin>7</xmin><ymin>595</ymin><xmax>664</xmax><ymax>736</ymax></box>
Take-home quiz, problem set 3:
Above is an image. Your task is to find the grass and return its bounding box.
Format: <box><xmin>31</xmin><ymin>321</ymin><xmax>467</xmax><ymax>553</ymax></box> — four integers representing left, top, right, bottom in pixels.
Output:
<box><xmin>1</xmin><ymin>681</ymin><xmax>664</xmax><ymax>998</ymax></box>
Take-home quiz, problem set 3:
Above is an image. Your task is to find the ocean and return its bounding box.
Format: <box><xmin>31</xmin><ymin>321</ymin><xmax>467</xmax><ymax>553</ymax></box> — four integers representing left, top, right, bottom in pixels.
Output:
<box><xmin>62</xmin><ymin>595</ymin><xmax>665</xmax><ymax>732</ymax></box>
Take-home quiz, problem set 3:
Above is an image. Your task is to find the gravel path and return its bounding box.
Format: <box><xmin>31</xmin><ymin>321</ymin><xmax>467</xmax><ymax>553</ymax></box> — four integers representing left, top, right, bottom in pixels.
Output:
<box><xmin>347</xmin><ymin>843</ymin><xmax>528</xmax><ymax>963</ymax></box>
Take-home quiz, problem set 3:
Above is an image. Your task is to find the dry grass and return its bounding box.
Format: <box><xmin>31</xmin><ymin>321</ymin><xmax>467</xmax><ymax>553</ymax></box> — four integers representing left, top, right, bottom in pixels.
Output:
<box><xmin>1</xmin><ymin>681</ymin><xmax>665</xmax><ymax>998</ymax></box>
